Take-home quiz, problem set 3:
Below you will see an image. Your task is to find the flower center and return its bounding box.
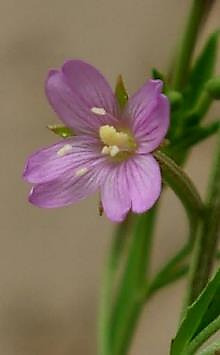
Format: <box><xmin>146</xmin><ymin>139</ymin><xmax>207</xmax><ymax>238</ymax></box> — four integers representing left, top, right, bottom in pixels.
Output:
<box><xmin>99</xmin><ymin>125</ymin><xmax>136</xmax><ymax>159</ymax></box>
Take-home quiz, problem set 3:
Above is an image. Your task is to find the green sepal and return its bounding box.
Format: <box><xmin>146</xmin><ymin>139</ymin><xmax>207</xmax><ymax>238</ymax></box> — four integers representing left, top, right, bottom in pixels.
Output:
<box><xmin>170</xmin><ymin>268</ymin><xmax>220</xmax><ymax>355</ymax></box>
<box><xmin>47</xmin><ymin>124</ymin><xmax>74</xmax><ymax>138</ymax></box>
<box><xmin>152</xmin><ymin>67</ymin><xmax>165</xmax><ymax>81</ymax></box>
<box><xmin>115</xmin><ymin>75</ymin><xmax>128</xmax><ymax>109</ymax></box>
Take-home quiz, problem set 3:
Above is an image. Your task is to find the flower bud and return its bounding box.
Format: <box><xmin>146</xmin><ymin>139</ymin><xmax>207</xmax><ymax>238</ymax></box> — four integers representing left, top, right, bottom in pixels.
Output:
<box><xmin>167</xmin><ymin>91</ymin><xmax>183</xmax><ymax>110</ymax></box>
<box><xmin>205</xmin><ymin>77</ymin><xmax>220</xmax><ymax>99</ymax></box>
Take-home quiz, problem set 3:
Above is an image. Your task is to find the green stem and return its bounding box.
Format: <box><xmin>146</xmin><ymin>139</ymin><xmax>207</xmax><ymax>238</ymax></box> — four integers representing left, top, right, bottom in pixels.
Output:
<box><xmin>185</xmin><ymin>128</ymin><xmax>220</xmax><ymax>306</ymax></box>
<box><xmin>111</xmin><ymin>207</ymin><xmax>157</xmax><ymax>355</ymax></box>
<box><xmin>111</xmin><ymin>152</ymin><xmax>203</xmax><ymax>355</ymax></box>
<box><xmin>172</xmin><ymin>0</ymin><xmax>211</xmax><ymax>90</ymax></box>
<box><xmin>184</xmin><ymin>315</ymin><xmax>220</xmax><ymax>355</ymax></box>
<box><xmin>98</xmin><ymin>217</ymin><xmax>130</xmax><ymax>355</ymax></box>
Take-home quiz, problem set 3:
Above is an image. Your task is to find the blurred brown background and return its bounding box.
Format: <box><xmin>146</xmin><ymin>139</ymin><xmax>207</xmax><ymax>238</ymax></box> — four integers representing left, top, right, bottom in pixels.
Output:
<box><xmin>1</xmin><ymin>0</ymin><xmax>220</xmax><ymax>354</ymax></box>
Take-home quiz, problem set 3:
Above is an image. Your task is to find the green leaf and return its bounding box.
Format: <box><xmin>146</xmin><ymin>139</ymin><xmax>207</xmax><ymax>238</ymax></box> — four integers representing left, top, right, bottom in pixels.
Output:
<box><xmin>195</xmin><ymin>287</ymin><xmax>220</xmax><ymax>336</ymax></box>
<box><xmin>170</xmin><ymin>268</ymin><xmax>220</xmax><ymax>355</ymax></box>
<box><xmin>115</xmin><ymin>75</ymin><xmax>128</xmax><ymax>109</ymax></box>
<box><xmin>148</xmin><ymin>245</ymin><xmax>190</xmax><ymax>296</ymax></box>
<box><xmin>47</xmin><ymin>124</ymin><xmax>74</xmax><ymax>138</ymax></box>
<box><xmin>186</xmin><ymin>30</ymin><xmax>219</xmax><ymax>107</ymax></box>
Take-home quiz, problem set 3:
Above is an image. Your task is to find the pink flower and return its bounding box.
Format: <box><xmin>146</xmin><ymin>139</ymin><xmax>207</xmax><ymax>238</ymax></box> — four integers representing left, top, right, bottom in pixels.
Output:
<box><xmin>23</xmin><ymin>60</ymin><xmax>169</xmax><ymax>222</ymax></box>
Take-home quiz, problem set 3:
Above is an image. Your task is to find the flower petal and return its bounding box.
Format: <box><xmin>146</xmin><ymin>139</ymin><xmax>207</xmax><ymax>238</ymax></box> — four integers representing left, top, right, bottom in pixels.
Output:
<box><xmin>136</xmin><ymin>94</ymin><xmax>170</xmax><ymax>153</ymax></box>
<box><xmin>23</xmin><ymin>136</ymin><xmax>102</xmax><ymax>184</ymax></box>
<box><xmin>127</xmin><ymin>154</ymin><xmax>161</xmax><ymax>213</ymax></box>
<box><xmin>124</xmin><ymin>79</ymin><xmax>163</xmax><ymax>131</ymax></box>
<box><xmin>29</xmin><ymin>158</ymin><xmax>106</xmax><ymax>208</ymax></box>
<box><xmin>101</xmin><ymin>163</ymin><xmax>131</xmax><ymax>222</ymax></box>
<box><xmin>45</xmin><ymin>60</ymin><xmax>118</xmax><ymax>135</ymax></box>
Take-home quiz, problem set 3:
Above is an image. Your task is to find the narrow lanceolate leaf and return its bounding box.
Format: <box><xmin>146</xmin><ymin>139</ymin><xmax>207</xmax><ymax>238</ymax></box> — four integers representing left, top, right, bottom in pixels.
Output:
<box><xmin>186</xmin><ymin>30</ymin><xmax>219</xmax><ymax>107</ymax></box>
<box><xmin>196</xmin><ymin>286</ymin><xmax>220</xmax><ymax>335</ymax></box>
<box><xmin>170</xmin><ymin>268</ymin><xmax>220</xmax><ymax>355</ymax></box>
<box><xmin>148</xmin><ymin>244</ymin><xmax>190</xmax><ymax>296</ymax></box>
<box><xmin>115</xmin><ymin>75</ymin><xmax>128</xmax><ymax>109</ymax></box>
<box><xmin>47</xmin><ymin>124</ymin><xmax>74</xmax><ymax>138</ymax></box>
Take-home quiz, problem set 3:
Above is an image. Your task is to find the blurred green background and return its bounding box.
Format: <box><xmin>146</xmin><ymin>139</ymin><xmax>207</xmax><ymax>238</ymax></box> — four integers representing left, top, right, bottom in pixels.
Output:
<box><xmin>1</xmin><ymin>0</ymin><xmax>220</xmax><ymax>353</ymax></box>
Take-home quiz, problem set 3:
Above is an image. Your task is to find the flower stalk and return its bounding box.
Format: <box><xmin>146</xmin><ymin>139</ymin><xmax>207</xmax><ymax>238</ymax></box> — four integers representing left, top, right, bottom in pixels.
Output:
<box><xmin>98</xmin><ymin>218</ymin><xmax>131</xmax><ymax>355</ymax></box>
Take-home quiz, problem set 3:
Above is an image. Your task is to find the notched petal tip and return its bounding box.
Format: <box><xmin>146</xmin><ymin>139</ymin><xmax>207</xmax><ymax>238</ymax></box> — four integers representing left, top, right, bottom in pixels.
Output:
<box><xmin>23</xmin><ymin>157</ymin><xmax>34</xmax><ymax>182</ymax></box>
<box><xmin>28</xmin><ymin>185</ymin><xmax>52</xmax><ymax>208</ymax></box>
<box><xmin>28</xmin><ymin>187</ymin><xmax>37</xmax><ymax>206</ymax></box>
<box><xmin>148</xmin><ymin>79</ymin><xmax>164</xmax><ymax>94</ymax></box>
<box><xmin>62</xmin><ymin>59</ymin><xmax>91</xmax><ymax>71</ymax></box>
<box><xmin>103</xmin><ymin>203</ymin><xmax>130</xmax><ymax>222</ymax></box>
<box><xmin>45</xmin><ymin>69</ymin><xmax>61</xmax><ymax>92</ymax></box>
<box><xmin>28</xmin><ymin>187</ymin><xmax>50</xmax><ymax>208</ymax></box>
<box><xmin>22</xmin><ymin>161</ymin><xmax>29</xmax><ymax>180</ymax></box>
<box><xmin>47</xmin><ymin>69</ymin><xmax>59</xmax><ymax>79</ymax></box>
<box><xmin>61</xmin><ymin>59</ymin><xmax>104</xmax><ymax>77</ymax></box>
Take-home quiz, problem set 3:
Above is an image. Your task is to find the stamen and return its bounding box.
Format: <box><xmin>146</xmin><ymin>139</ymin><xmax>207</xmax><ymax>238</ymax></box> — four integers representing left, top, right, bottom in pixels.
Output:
<box><xmin>109</xmin><ymin>145</ymin><xmax>120</xmax><ymax>157</ymax></box>
<box><xmin>99</xmin><ymin>125</ymin><xmax>136</xmax><ymax>160</ymax></box>
<box><xmin>101</xmin><ymin>146</ymin><xmax>110</xmax><ymax>155</ymax></box>
<box><xmin>99</xmin><ymin>125</ymin><xmax>132</xmax><ymax>148</ymax></box>
<box><xmin>75</xmin><ymin>167</ymin><xmax>88</xmax><ymax>177</ymax></box>
<box><xmin>91</xmin><ymin>107</ymin><xmax>106</xmax><ymax>115</ymax></box>
<box><xmin>57</xmin><ymin>144</ymin><xmax>72</xmax><ymax>157</ymax></box>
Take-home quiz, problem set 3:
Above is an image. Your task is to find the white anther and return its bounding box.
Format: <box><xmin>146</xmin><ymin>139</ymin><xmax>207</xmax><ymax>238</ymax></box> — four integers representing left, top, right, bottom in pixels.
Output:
<box><xmin>75</xmin><ymin>167</ymin><xmax>88</xmax><ymax>177</ymax></box>
<box><xmin>109</xmin><ymin>145</ymin><xmax>120</xmax><ymax>157</ymax></box>
<box><xmin>91</xmin><ymin>107</ymin><xmax>106</xmax><ymax>115</ymax></box>
<box><xmin>101</xmin><ymin>146</ymin><xmax>110</xmax><ymax>155</ymax></box>
<box><xmin>57</xmin><ymin>144</ymin><xmax>72</xmax><ymax>157</ymax></box>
